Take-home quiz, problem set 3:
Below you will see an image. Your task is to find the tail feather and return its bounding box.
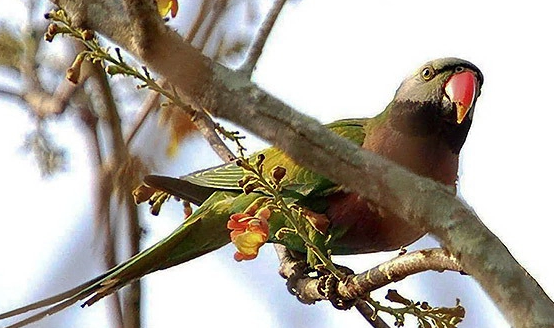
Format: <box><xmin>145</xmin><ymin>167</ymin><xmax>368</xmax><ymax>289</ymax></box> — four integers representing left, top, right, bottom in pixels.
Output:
<box><xmin>1</xmin><ymin>191</ymin><xmax>243</xmax><ymax>327</ymax></box>
<box><xmin>0</xmin><ymin>222</ymin><xmax>215</xmax><ymax>328</ymax></box>
<box><xmin>144</xmin><ymin>175</ymin><xmax>216</xmax><ymax>205</ymax></box>
<box><xmin>0</xmin><ymin>270</ymin><xmax>113</xmax><ymax>328</ymax></box>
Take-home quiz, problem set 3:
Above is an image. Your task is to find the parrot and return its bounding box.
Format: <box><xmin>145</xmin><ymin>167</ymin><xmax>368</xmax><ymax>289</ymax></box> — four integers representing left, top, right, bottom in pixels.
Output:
<box><xmin>0</xmin><ymin>57</ymin><xmax>483</xmax><ymax>327</ymax></box>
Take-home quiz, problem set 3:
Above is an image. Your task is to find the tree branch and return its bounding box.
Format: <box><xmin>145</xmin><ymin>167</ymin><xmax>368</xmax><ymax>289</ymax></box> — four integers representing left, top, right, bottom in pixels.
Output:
<box><xmin>89</xmin><ymin>61</ymin><xmax>141</xmax><ymax>328</ymax></box>
<box><xmin>240</xmin><ymin>0</ymin><xmax>287</xmax><ymax>76</ymax></box>
<box><xmin>185</xmin><ymin>0</ymin><xmax>213</xmax><ymax>44</ymax></box>
<box><xmin>277</xmin><ymin>246</ymin><xmax>463</xmax><ymax>305</ymax></box>
<box><xmin>125</xmin><ymin>87</ymin><xmax>160</xmax><ymax>147</ymax></box>
<box><xmin>123</xmin><ymin>1</ymin><xmax>235</xmax><ymax>162</ymax></box>
<box><xmin>355</xmin><ymin>300</ymin><xmax>393</xmax><ymax>328</ymax></box>
<box><xmin>51</xmin><ymin>1</ymin><xmax>554</xmax><ymax>327</ymax></box>
<box><xmin>338</xmin><ymin>249</ymin><xmax>463</xmax><ymax>300</ymax></box>
<box><xmin>275</xmin><ymin>244</ymin><xmax>392</xmax><ymax>328</ymax></box>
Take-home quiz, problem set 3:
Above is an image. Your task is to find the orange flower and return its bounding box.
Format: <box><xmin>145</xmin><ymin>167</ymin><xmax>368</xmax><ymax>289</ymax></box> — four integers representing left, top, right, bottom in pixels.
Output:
<box><xmin>227</xmin><ymin>208</ymin><xmax>270</xmax><ymax>261</ymax></box>
<box><xmin>156</xmin><ymin>0</ymin><xmax>179</xmax><ymax>18</ymax></box>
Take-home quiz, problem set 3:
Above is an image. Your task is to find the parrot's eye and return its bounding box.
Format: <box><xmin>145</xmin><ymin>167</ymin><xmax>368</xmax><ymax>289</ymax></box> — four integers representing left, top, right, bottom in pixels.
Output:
<box><xmin>455</xmin><ymin>66</ymin><xmax>464</xmax><ymax>73</ymax></box>
<box><xmin>420</xmin><ymin>66</ymin><xmax>435</xmax><ymax>81</ymax></box>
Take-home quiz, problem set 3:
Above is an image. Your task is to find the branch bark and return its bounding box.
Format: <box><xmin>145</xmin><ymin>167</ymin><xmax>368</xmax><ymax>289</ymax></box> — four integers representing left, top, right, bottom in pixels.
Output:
<box><xmin>277</xmin><ymin>246</ymin><xmax>463</xmax><ymax>305</ymax></box>
<box><xmin>51</xmin><ymin>1</ymin><xmax>554</xmax><ymax>327</ymax></box>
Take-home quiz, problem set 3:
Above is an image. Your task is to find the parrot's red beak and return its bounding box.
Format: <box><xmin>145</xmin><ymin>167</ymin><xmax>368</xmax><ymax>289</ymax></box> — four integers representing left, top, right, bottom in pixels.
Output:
<box><xmin>444</xmin><ymin>71</ymin><xmax>477</xmax><ymax>124</ymax></box>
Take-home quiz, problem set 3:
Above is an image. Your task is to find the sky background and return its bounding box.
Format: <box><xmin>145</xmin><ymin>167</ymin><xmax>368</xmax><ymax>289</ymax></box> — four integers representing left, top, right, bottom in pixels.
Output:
<box><xmin>1</xmin><ymin>0</ymin><xmax>553</xmax><ymax>327</ymax></box>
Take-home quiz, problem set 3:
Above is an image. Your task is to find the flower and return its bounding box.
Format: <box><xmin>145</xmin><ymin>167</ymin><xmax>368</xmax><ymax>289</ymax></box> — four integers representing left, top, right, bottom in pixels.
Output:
<box><xmin>227</xmin><ymin>207</ymin><xmax>270</xmax><ymax>261</ymax></box>
<box><xmin>156</xmin><ymin>0</ymin><xmax>179</xmax><ymax>18</ymax></box>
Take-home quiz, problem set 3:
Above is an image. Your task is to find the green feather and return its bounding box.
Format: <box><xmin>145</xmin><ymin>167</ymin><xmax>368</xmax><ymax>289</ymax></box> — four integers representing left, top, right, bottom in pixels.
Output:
<box><xmin>183</xmin><ymin>118</ymin><xmax>367</xmax><ymax>196</ymax></box>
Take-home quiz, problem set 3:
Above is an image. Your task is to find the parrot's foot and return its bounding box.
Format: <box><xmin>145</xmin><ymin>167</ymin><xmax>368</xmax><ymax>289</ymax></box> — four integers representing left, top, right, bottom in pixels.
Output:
<box><xmin>275</xmin><ymin>245</ymin><xmax>358</xmax><ymax>309</ymax></box>
<box><xmin>316</xmin><ymin>265</ymin><xmax>356</xmax><ymax>310</ymax></box>
<box><xmin>276</xmin><ymin>247</ymin><xmax>311</xmax><ymax>303</ymax></box>
<box><xmin>317</xmin><ymin>274</ymin><xmax>356</xmax><ymax>310</ymax></box>
<box><xmin>284</xmin><ymin>260</ymin><xmax>309</xmax><ymax>298</ymax></box>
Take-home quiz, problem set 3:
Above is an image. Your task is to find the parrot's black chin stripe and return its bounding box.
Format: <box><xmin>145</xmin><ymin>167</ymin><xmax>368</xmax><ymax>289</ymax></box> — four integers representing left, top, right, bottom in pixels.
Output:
<box><xmin>388</xmin><ymin>100</ymin><xmax>472</xmax><ymax>155</ymax></box>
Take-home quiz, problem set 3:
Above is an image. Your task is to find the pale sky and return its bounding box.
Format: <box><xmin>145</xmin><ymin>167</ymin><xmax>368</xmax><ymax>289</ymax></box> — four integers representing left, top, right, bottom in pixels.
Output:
<box><xmin>1</xmin><ymin>1</ymin><xmax>553</xmax><ymax>327</ymax></box>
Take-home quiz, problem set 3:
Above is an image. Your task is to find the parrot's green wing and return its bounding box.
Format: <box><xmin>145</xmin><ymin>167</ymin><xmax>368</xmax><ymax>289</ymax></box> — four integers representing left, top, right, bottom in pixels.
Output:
<box><xmin>159</xmin><ymin>118</ymin><xmax>368</xmax><ymax>202</ymax></box>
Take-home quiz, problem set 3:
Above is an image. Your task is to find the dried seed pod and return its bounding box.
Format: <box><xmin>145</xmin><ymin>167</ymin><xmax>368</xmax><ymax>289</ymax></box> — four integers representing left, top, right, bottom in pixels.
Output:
<box><xmin>385</xmin><ymin>289</ymin><xmax>411</xmax><ymax>306</ymax></box>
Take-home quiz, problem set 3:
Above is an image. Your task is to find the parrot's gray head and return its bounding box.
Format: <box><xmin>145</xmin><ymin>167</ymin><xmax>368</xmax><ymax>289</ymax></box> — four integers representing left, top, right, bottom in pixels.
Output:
<box><xmin>394</xmin><ymin>57</ymin><xmax>484</xmax><ymax>125</ymax></box>
<box><xmin>387</xmin><ymin>58</ymin><xmax>484</xmax><ymax>154</ymax></box>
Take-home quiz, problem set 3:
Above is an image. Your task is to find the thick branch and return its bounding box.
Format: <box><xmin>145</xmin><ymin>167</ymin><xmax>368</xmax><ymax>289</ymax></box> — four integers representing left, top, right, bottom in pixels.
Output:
<box><xmin>52</xmin><ymin>2</ymin><xmax>554</xmax><ymax>327</ymax></box>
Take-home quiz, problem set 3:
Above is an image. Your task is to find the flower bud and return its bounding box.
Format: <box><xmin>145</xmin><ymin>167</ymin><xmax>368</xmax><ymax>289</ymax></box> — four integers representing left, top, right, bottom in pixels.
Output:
<box><xmin>243</xmin><ymin>181</ymin><xmax>260</xmax><ymax>194</ymax></box>
<box><xmin>44</xmin><ymin>11</ymin><xmax>55</xmax><ymax>19</ymax></box>
<box><xmin>81</xmin><ymin>29</ymin><xmax>95</xmax><ymax>41</ymax></box>
<box><xmin>132</xmin><ymin>184</ymin><xmax>156</xmax><ymax>204</ymax></box>
<box><xmin>66</xmin><ymin>53</ymin><xmax>86</xmax><ymax>84</ymax></box>
<box><xmin>44</xmin><ymin>24</ymin><xmax>58</xmax><ymax>42</ymax></box>
<box><xmin>105</xmin><ymin>65</ymin><xmax>126</xmax><ymax>76</ymax></box>
<box><xmin>237</xmin><ymin>175</ymin><xmax>256</xmax><ymax>188</ymax></box>
<box><xmin>271</xmin><ymin>166</ymin><xmax>286</xmax><ymax>183</ymax></box>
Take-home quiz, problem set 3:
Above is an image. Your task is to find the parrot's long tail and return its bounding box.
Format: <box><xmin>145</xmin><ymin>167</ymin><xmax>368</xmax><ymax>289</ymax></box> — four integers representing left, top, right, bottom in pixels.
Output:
<box><xmin>0</xmin><ymin>231</ymin><xmax>192</xmax><ymax>328</ymax></box>
<box><xmin>0</xmin><ymin>191</ymin><xmax>237</xmax><ymax>328</ymax></box>
<box><xmin>0</xmin><ymin>226</ymin><xmax>224</xmax><ymax>328</ymax></box>
<box><xmin>0</xmin><ymin>269</ymin><xmax>114</xmax><ymax>327</ymax></box>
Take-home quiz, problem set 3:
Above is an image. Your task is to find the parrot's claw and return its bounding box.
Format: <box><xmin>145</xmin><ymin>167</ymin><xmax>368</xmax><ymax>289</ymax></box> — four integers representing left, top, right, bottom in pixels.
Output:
<box><xmin>318</xmin><ymin>274</ymin><xmax>356</xmax><ymax>310</ymax></box>
<box><xmin>284</xmin><ymin>261</ymin><xmax>309</xmax><ymax>299</ymax></box>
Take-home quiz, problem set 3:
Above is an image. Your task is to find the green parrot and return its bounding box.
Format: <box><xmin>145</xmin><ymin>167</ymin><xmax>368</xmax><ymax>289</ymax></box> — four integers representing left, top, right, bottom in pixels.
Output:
<box><xmin>0</xmin><ymin>57</ymin><xmax>483</xmax><ymax>327</ymax></box>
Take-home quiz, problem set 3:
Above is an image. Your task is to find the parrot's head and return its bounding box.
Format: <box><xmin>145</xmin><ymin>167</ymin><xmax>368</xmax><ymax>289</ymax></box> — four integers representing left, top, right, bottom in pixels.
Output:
<box><xmin>388</xmin><ymin>57</ymin><xmax>484</xmax><ymax>154</ymax></box>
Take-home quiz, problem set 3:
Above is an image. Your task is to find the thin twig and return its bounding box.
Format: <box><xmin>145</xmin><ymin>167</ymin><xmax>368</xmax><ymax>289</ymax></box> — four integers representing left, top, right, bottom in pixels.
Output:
<box><xmin>17</xmin><ymin>12</ymin><xmax>79</xmax><ymax>118</ymax></box>
<box><xmin>196</xmin><ymin>0</ymin><xmax>227</xmax><ymax>52</ymax></box>
<box><xmin>124</xmin><ymin>3</ymin><xmax>235</xmax><ymax>161</ymax></box>
<box><xmin>78</xmin><ymin>78</ymin><xmax>123</xmax><ymax>327</ymax></box>
<box><xmin>192</xmin><ymin>110</ymin><xmax>236</xmax><ymax>161</ymax></box>
<box><xmin>186</xmin><ymin>0</ymin><xmax>213</xmax><ymax>43</ymax></box>
<box><xmin>355</xmin><ymin>300</ymin><xmax>393</xmax><ymax>328</ymax></box>
<box><xmin>240</xmin><ymin>0</ymin><xmax>287</xmax><ymax>76</ymax></box>
<box><xmin>123</xmin><ymin>191</ymin><xmax>142</xmax><ymax>328</ymax></box>
<box><xmin>0</xmin><ymin>85</ymin><xmax>23</xmax><ymax>100</ymax></box>
<box><xmin>90</xmin><ymin>61</ymin><xmax>140</xmax><ymax>328</ymax></box>
<box><xmin>125</xmin><ymin>83</ymin><xmax>162</xmax><ymax>147</ymax></box>
<box><xmin>95</xmin><ymin>167</ymin><xmax>124</xmax><ymax>328</ymax></box>
<box><xmin>124</xmin><ymin>78</ymin><xmax>235</xmax><ymax>161</ymax></box>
